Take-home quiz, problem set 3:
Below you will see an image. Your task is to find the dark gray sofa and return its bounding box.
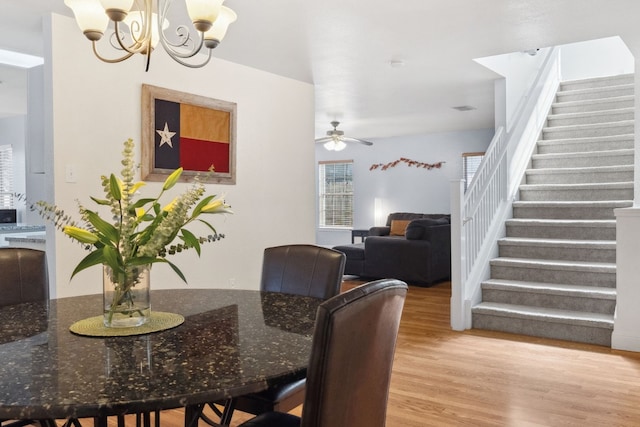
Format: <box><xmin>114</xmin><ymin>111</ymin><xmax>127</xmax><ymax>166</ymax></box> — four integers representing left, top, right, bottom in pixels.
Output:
<box><xmin>334</xmin><ymin>212</ymin><xmax>451</xmax><ymax>285</ymax></box>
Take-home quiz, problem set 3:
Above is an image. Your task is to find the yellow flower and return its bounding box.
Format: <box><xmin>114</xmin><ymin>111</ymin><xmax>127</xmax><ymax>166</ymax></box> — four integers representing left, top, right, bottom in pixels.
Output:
<box><xmin>163</xmin><ymin>197</ymin><xmax>178</xmax><ymax>212</ymax></box>
<box><xmin>63</xmin><ymin>226</ymin><xmax>99</xmax><ymax>244</ymax></box>
<box><xmin>162</xmin><ymin>167</ymin><xmax>183</xmax><ymax>191</ymax></box>
<box><xmin>135</xmin><ymin>208</ymin><xmax>145</xmax><ymax>219</ymax></box>
<box><xmin>201</xmin><ymin>199</ymin><xmax>232</xmax><ymax>214</ymax></box>
<box><xmin>130</xmin><ymin>182</ymin><xmax>146</xmax><ymax>194</ymax></box>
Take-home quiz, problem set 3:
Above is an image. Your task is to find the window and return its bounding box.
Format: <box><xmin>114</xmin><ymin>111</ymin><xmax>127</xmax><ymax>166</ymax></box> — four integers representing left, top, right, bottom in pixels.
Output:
<box><xmin>463</xmin><ymin>152</ymin><xmax>484</xmax><ymax>192</ymax></box>
<box><xmin>319</xmin><ymin>161</ymin><xmax>353</xmax><ymax>227</ymax></box>
<box><xmin>0</xmin><ymin>145</ymin><xmax>13</xmax><ymax>208</ymax></box>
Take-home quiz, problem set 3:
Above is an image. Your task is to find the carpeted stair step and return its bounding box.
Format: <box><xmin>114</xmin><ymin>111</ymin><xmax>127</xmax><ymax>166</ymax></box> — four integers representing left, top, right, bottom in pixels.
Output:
<box><xmin>551</xmin><ymin>95</ymin><xmax>635</xmax><ymax>115</ymax></box>
<box><xmin>498</xmin><ymin>237</ymin><xmax>616</xmax><ymax>263</ymax></box>
<box><xmin>546</xmin><ymin>108</ymin><xmax>634</xmax><ymax>127</ymax></box>
<box><xmin>519</xmin><ymin>182</ymin><xmax>633</xmax><ymax>201</ymax></box>
<box><xmin>512</xmin><ymin>200</ymin><xmax>632</xmax><ymax>220</ymax></box>
<box><xmin>559</xmin><ymin>74</ymin><xmax>634</xmax><ymax>92</ymax></box>
<box><xmin>480</xmin><ymin>279</ymin><xmax>616</xmax><ymax>314</ymax></box>
<box><xmin>531</xmin><ymin>149</ymin><xmax>633</xmax><ymax>169</ymax></box>
<box><xmin>490</xmin><ymin>257</ymin><xmax>616</xmax><ymax>287</ymax></box>
<box><xmin>472</xmin><ymin>302</ymin><xmax>614</xmax><ymax>346</ymax></box>
<box><xmin>555</xmin><ymin>84</ymin><xmax>634</xmax><ymax>103</ymax></box>
<box><xmin>536</xmin><ymin>134</ymin><xmax>634</xmax><ymax>154</ymax></box>
<box><xmin>541</xmin><ymin>121</ymin><xmax>634</xmax><ymax>140</ymax></box>
<box><xmin>505</xmin><ymin>218</ymin><xmax>616</xmax><ymax>240</ymax></box>
<box><xmin>525</xmin><ymin>165</ymin><xmax>633</xmax><ymax>185</ymax></box>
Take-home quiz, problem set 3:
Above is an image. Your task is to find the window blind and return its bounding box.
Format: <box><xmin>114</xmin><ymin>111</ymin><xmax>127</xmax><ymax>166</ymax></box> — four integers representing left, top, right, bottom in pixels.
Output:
<box><xmin>462</xmin><ymin>152</ymin><xmax>485</xmax><ymax>192</ymax></box>
<box><xmin>318</xmin><ymin>160</ymin><xmax>353</xmax><ymax>227</ymax></box>
<box><xmin>0</xmin><ymin>145</ymin><xmax>13</xmax><ymax>208</ymax></box>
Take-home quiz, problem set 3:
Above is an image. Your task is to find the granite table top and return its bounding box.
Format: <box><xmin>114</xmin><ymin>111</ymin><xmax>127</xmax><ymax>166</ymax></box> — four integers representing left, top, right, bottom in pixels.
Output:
<box><xmin>0</xmin><ymin>289</ymin><xmax>322</xmax><ymax>421</ymax></box>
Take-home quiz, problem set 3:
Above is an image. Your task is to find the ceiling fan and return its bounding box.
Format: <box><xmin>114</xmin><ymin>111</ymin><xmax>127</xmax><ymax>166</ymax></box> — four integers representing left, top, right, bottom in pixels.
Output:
<box><xmin>315</xmin><ymin>121</ymin><xmax>373</xmax><ymax>151</ymax></box>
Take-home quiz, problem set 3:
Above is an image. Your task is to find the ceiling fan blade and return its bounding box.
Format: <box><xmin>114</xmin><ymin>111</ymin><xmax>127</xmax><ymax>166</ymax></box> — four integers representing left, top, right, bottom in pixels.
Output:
<box><xmin>342</xmin><ymin>137</ymin><xmax>373</xmax><ymax>146</ymax></box>
<box><xmin>314</xmin><ymin>137</ymin><xmax>334</xmax><ymax>144</ymax></box>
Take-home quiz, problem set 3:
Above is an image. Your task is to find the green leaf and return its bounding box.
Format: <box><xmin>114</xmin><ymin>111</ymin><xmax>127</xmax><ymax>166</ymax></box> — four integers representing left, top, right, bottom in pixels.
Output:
<box><xmin>70</xmin><ymin>249</ymin><xmax>106</xmax><ymax>279</ymax></box>
<box><xmin>163</xmin><ymin>259</ymin><xmax>188</xmax><ymax>283</ymax></box>
<box><xmin>109</xmin><ymin>174</ymin><xmax>121</xmax><ymax>201</ymax></box>
<box><xmin>85</xmin><ymin>211</ymin><xmax>119</xmax><ymax>244</ymax></box>
<box><xmin>128</xmin><ymin>256</ymin><xmax>159</xmax><ymax>266</ymax></box>
<box><xmin>129</xmin><ymin>198</ymin><xmax>157</xmax><ymax>210</ymax></box>
<box><xmin>197</xmin><ymin>219</ymin><xmax>217</xmax><ymax>235</ymax></box>
<box><xmin>102</xmin><ymin>245</ymin><xmax>120</xmax><ymax>273</ymax></box>
<box><xmin>192</xmin><ymin>195</ymin><xmax>215</xmax><ymax>217</ymax></box>
<box><xmin>90</xmin><ymin>196</ymin><xmax>112</xmax><ymax>206</ymax></box>
<box><xmin>180</xmin><ymin>228</ymin><xmax>201</xmax><ymax>256</ymax></box>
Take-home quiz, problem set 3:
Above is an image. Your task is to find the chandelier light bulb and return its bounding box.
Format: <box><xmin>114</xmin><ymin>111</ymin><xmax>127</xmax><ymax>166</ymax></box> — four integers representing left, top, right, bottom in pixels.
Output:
<box><xmin>204</xmin><ymin>6</ymin><xmax>237</xmax><ymax>48</ymax></box>
<box><xmin>334</xmin><ymin>140</ymin><xmax>347</xmax><ymax>151</ymax></box>
<box><xmin>185</xmin><ymin>0</ymin><xmax>224</xmax><ymax>32</ymax></box>
<box><xmin>64</xmin><ymin>0</ymin><xmax>109</xmax><ymax>41</ymax></box>
<box><xmin>99</xmin><ymin>0</ymin><xmax>134</xmax><ymax>21</ymax></box>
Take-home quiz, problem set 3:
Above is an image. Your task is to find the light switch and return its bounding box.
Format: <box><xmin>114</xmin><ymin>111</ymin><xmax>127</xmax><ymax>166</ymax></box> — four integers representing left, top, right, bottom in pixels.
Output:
<box><xmin>65</xmin><ymin>164</ymin><xmax>77</xmax><ymax>183</ymax></box>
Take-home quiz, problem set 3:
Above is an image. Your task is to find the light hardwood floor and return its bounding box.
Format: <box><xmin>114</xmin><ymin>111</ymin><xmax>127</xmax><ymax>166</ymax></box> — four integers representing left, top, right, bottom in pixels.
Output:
<box><xmin>73</xmin><ymin>281</ymin><xmax>640</xmax><ymax>426</ymax></box>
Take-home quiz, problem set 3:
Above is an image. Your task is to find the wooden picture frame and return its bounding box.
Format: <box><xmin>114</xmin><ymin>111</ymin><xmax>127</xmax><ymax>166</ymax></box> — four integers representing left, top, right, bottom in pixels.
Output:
<box><xmin>141</xmin><ymin>84</ymin><xmax>237</xmax><ymax>184</ymax></box>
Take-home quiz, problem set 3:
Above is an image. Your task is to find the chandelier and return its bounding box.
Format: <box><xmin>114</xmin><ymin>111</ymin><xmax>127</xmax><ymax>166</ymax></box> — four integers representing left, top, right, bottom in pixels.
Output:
<box><xmin>64</xmin><ymin>0</ymin><xmax>237</xmax><ymax>71</ymax></box>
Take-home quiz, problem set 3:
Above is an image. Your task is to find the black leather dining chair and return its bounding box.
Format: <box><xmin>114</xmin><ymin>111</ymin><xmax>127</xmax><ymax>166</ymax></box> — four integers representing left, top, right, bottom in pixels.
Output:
<box><xmin>0</xmin><ymin>248</ymin><xmax>52</xmax><ymax>427</ymax></box>
<box><xmin>0</xmin><ymin>247</ymin><xmax>49</xmax><ymax>307</ymax></box>
<box><xmin>191</xmin><ymin>244</ymin><xmax>346</xmax><ymax>426</ymax></box>
<box><xmin>237</xmin><ymin>278</ymin><xmax>408</xmax><ymax>427</ymax></box>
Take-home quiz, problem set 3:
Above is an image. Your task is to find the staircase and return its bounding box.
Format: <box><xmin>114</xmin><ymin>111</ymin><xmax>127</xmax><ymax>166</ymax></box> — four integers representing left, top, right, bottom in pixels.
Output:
<box><xmin>472</xmin><ymin>74</ymin><xmax>634</xmax><ymax>347</ymax></box>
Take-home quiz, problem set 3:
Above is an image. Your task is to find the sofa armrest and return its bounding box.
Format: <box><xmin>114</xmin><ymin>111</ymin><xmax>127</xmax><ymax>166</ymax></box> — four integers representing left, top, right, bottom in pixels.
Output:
<box><xmin>369</xmin><ymin>226</ymin><xmax>390</xmax><ymax>236</ymax></box>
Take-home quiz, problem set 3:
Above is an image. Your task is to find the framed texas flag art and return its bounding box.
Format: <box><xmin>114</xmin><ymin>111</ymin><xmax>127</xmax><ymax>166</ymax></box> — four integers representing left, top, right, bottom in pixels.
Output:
<box><xmin>141</xmin><ymin>84</ymin><xmax>237</xmax><ymax>185</ymax></box>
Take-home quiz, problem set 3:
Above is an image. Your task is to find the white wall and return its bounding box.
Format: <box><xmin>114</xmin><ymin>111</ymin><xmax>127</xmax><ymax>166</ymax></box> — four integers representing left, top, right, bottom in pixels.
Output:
<box><xmin>46</xmin><ymin>14</ymin><xmax>315</xmax><ymax>298</ymax></box>
<box><xmin>560</xmin><ymin>36</ymin><xmax>634</xmax><ymax>81</ymax></box>
<box><xmin>315</xmin><ymin>129</ymin><xmax>493</xmax><ymax>246</ymax></box>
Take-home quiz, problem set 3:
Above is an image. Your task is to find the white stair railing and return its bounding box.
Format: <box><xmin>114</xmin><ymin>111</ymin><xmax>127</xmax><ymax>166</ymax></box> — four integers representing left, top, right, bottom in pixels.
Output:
<box><xmin>450</xmin><ymin>47</ymin><xmax>562</xmax><ymax>330</ymax></box>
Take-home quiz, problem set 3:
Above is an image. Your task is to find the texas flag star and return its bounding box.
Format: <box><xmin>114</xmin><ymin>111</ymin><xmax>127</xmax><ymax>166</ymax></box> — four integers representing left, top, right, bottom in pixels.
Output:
<box><xmin>156</xmin><ymin>122</ymin><xmax>176</xmax><ymax>147</ymax></box>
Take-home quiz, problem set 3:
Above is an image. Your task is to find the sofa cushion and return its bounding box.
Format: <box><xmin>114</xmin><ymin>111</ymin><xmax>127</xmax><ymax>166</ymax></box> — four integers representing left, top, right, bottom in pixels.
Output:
<box><xmin>405</xmin><ymin>217</ymin><xmax>449</xmax><ymax>240</ymax></box>
<box><xmin>390</xmin><ymin>219</ymin><xmax>411</xmax><ymax>236</ymax></box>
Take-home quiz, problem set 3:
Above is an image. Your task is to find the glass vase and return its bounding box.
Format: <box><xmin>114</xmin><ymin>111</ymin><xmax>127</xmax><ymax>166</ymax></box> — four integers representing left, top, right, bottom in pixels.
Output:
<box><xmin>103</xmin><ymin>264</ymin><xmax>151</xmax><ymax>328</ymax></box>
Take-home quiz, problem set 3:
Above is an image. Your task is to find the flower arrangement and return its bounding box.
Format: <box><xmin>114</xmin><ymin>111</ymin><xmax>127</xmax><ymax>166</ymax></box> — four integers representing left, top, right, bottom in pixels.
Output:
<box><xmin>26</xmin><ymin>138</ymin><xmax>231</xmax><ymax>326</ymax></box>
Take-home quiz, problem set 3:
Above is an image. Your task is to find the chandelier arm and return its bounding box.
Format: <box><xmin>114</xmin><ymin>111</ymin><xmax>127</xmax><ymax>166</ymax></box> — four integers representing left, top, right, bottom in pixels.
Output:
<box><xmin>92</xmin><ymin>41</ymin><xmax>136</xmax><ymax>64</ymax></box>
<box><xmin>164</xmin><ymin>47</ymin><xmax>213</xmax><ymax>68</ymax></box>
<box><xmin>111</xmin><ymin>21</ymin><xmax>150</xmax><ymax>55</ymax></box>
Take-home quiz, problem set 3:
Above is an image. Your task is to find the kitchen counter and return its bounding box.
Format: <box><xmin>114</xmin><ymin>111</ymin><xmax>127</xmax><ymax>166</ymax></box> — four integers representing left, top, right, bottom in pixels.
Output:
<box><xmin>0</xmin><ymin>224</ymin><xmax>45</xmax><ymax>233</ymax></box>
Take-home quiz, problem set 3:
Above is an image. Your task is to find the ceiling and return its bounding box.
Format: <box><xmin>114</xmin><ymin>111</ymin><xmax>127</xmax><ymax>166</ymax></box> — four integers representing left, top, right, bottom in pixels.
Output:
<box><xmin>1</xmin><ymin>1</ymin><xmax>640</xmax><ymax>140</ymax></box>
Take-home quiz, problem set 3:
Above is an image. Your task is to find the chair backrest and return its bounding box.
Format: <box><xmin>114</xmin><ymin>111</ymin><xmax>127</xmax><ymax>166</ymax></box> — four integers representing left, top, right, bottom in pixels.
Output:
<box><xmin>0</xmin><ymin>248</ymin><xmax>49</xmax><ymax>307</ymax></box>
<box><xmin>301</xmin><ymin>279</ymin><xmax>408</xmax><ymax>427</ymax></box>
<box><xmin>260</xmin><ymin>244</ymin><xmax>346</xmax><ymax>300</ymax></box>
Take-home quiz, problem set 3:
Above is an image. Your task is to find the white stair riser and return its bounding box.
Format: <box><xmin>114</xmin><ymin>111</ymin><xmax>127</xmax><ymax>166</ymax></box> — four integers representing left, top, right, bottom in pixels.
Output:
<box><xmin>525</xmin><ymin>170</ymin><xmax>633</xmax><ymax>184</ymax></box>
<box><xmin>506</xmin><ymin>223</ymin><xmax>615</xmax><ymax>240</ymax></box>
<box><xmin>512</xmin><ymin>205</ymin><xmax>626</xmax><ymax>220</ymax></box>
<box><xmin>532</xmin><ymin>154</ymin><xmax>633</xmax><ymax>169</ymax></box>
<box><xmin>490</xmin><ymin>264</ymin><xmax>616</xmax><ymax>287</ymax></box>
<box><xmin>560</xmin><ymin>75</ymin><xmax>634</xmax><ymax>91</ymax></box>
<box><xmin>481</xmin><ymin>288</ymin><xmax>616</xmax><ymax>314</ymax></box>
<box><xmin>542</xmin><ymin>123</ymin><xmax>634</xmax><ymax>140</ymax></box>
<box><xmin>552</xmin><ymin>97</ymin><xmax>634</xmax><ymax>115</ymax></box>
<box><xmin>472</xmin><ymin>313</ymin><xmax>612</xmax><ymax>346</ymax></box>
<box><xmin>498</xmin><ymin>243</ymin><xmax>616</xmax><ymax>263</ymax></box>
<box><xmin>556</xmin><ymin>86</ymin><xmax>634</xmax><ymax>103</ymax></box>
<box><xmin>519</xmin><ymin>187</ymin><xmax>633</xmax><ymax>201</ymax></box>
<box><xmin>547</xmin><ymin>110</ymin><xmax>634</xmax><ymax>127</ymax></box>
<box><xmin>537</xmin><ymin>138</ymin><xmax>634</xmax><ymax>154</ymax></box>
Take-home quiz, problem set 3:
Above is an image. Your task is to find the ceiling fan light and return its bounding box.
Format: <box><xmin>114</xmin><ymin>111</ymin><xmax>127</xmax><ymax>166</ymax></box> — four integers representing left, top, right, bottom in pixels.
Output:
<box><xmin>323</xmin><ymin>140</ymin><xmax>336</xmax><ymax>151</ymax></box>
<box><xmin>334</xmin><ymin>140</ymin><xmax>347</xmax><ymax>151</ymax></box>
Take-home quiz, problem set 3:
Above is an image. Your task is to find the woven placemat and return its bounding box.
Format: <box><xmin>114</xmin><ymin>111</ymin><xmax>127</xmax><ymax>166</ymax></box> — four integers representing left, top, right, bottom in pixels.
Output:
<box><xmin>69</xmin><ymin>311</ymin><xmax>185</xmax><ymax>337</ymax></box>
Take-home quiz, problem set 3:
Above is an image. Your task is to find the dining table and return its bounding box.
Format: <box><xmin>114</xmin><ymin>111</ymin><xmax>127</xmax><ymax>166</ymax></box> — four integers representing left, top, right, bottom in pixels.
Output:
<box><xmin>0</xmin><ymin>288</ymin><xmax>323</xmax><ymax>426</ymax></box>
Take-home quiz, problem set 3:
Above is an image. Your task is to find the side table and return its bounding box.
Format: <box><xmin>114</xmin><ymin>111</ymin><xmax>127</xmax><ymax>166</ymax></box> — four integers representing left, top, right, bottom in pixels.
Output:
<box><xmin>351</xmin><ymin>229</ymin><xmax>369</xmax><ymax>243</ymax></box>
